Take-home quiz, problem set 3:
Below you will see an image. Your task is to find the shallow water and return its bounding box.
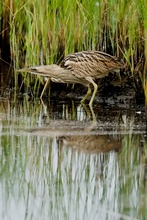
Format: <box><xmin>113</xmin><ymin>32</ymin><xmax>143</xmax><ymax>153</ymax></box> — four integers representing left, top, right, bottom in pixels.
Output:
<box><xmin>0</xmin><ymin>97</ymin><xmax>147</xmax><ymax>220</ymax></box>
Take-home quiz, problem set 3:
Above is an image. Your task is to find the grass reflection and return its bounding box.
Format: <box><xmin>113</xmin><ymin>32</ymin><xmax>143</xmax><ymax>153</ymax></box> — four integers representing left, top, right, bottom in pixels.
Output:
<box><xmin>0</xmin><ymin>97</ymin><xmax>146</xmax><ymax>219</ymax></box>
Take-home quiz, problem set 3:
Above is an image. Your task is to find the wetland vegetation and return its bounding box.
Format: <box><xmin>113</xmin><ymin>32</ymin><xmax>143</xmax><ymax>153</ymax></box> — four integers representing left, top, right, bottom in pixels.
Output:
<box><xmin>0</xmin><ymin>1</ymin><xmax>147</xmax><ymax>219</ymax></box>
<box><xmin>0</xmin><ymin>0</ymin><xmax>147</xmax><ymax>100</ymax></box>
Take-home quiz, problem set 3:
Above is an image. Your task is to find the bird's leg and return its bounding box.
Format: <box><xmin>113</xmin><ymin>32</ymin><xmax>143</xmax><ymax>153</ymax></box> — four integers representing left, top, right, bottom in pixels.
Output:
<box><xmin>40</xmin><ymin>78</ymin><xmax>50</xmax><ymax>99</ymax></box>
<box><xmin>81</xmin><ymin>103</ymin><xmax>97</xmax><ymax>128</ymax></box>
<box><xmin>85</xmin><ymin>77</ymin><xmax>98</xmax><ymax>108</ymax></box>
<box><xmin>81</xmin><ymin>84</ymin><xmax>92</xmax><ymax>103</ymax></box>
<box><xmin>81</xmin><ymin>102</ymin><xmax>92</xmax><ymax>118</ymax></box>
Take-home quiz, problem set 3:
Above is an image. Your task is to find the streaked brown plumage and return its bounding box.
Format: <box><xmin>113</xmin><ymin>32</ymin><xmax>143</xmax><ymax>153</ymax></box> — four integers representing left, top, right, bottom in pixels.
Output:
<box><xmin>18</xmin><ymin>51</ymin><xmax>125</xmax><ymax>107</ymax></box>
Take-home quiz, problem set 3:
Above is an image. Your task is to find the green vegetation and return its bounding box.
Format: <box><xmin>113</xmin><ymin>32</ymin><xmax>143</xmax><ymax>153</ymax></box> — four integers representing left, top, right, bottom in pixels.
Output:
<box><xmin>0</xmin><ymin>0</ymin><xmax>147</xmax><ymax>98</ymax></box>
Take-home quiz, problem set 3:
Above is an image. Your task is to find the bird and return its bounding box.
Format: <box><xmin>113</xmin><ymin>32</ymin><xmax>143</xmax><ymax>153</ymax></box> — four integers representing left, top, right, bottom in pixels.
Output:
<box><xmin>17</xmin><ymin>50</ymin><xmax>125</xmax><ymax>107</ymax></box>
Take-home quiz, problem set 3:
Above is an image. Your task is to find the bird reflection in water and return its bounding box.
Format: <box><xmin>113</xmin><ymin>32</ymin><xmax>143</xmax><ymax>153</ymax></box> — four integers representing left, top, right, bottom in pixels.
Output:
<box><xmin>27</xmin><ymin>100</ymin><xmax>122</xmax><ymax>154</ymax></box>
<box><xmin>58</xmin><ymin>135</ymin><xmax>122</xmax><ymax>154</ymax></box>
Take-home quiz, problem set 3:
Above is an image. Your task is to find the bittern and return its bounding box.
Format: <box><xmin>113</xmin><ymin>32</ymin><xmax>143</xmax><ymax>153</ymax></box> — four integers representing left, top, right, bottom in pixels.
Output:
<box><xmin>18</xmin><ymin>51</ymin><xmax>125</xmax><ymax>107</ymax></box>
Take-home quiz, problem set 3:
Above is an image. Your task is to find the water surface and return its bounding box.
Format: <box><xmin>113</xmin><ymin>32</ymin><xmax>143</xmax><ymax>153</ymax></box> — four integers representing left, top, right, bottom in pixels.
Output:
<box><xmin>0</xmin><ymin>97</ymin><xmax>146</xmax><ymax>220</ymax></box>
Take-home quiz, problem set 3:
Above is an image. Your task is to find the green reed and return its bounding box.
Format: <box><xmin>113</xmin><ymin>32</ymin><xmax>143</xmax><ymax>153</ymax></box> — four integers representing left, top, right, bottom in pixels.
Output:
<box><xmin>0</xmin><ymin>0</ymin><xmax>147</xmax><ymax>97</ymax></box>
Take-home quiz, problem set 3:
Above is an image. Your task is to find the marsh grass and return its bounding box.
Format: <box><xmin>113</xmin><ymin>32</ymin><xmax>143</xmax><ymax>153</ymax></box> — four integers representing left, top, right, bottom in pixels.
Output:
<box><xmin>0</xmin><ymin>0</ymin><xmax>147</xmax><ymax>98</ymax></box>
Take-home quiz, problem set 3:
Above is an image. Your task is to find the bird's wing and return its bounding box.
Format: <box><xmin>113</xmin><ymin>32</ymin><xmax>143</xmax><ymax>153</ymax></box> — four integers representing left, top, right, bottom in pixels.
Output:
<box><xmin>60</xmin><ymin>51</ymin><xmax>124</xmax><ymax>78</ymax></box>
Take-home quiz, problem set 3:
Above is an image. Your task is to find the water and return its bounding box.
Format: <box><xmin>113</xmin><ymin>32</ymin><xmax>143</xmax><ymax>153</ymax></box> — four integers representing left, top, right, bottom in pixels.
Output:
<box><xmin>0</xmin><ymin>97</ymin><xmax>147</xmax><ymax>220</ymax></box>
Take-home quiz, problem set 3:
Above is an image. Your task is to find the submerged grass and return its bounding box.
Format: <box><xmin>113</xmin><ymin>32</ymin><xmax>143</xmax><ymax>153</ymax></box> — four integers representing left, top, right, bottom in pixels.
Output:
<box><xmin>0</xmin><ymin>0</ymin><xmax>147</xmax><ymax>99</ymax></box>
